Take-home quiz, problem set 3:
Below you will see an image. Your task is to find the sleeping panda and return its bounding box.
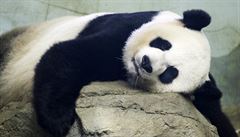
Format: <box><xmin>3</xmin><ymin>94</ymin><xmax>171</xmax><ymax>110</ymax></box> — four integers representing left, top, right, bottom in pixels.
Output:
<box><xmin>0</xmin><ymin>10</ymin><xmax>237</xmax><ymax>137</ymax></box>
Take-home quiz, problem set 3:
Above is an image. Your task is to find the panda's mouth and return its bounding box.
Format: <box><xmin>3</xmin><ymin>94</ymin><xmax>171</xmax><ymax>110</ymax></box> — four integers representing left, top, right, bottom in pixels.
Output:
<box><xmin>131</xmin><ymin>57</ymin><xmax>152</xmax><ymax>79</ymax></box>
<box><xmin>131</xmin><ymin>57</ymin><xmax>140</xmax><ymax>76</ymax></box>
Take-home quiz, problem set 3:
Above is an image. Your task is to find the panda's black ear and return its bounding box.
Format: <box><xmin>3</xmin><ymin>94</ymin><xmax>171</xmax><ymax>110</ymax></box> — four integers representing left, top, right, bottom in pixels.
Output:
<box><xmin>182</xmin><ymin>9</ymin><xmax>211</xmax><ymax>31</ymax></box>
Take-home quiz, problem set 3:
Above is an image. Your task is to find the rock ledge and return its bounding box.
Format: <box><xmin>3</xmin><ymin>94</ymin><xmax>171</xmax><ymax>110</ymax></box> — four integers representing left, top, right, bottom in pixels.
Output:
<box><xmin>0</xmin><ymin>81</ymin><xmax>219</xmax><ymax>137</ymax></box>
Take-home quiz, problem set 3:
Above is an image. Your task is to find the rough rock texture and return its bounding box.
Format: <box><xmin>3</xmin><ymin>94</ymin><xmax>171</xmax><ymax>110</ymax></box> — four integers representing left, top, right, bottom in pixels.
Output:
<box><xmin>0</xmin><ymin>102</ymin><xmax>81</xmax><ymax>137</ymax></box>
<box><xmin>0</xmin><ymin>81</ymin><xmax>219</xmax><ymax>137</ymax></box>
<box><xmin>76</xmin><ymin>81</ymin><xmax>219</xmax><ymax>137</ymax></box>
<box><xmin>0</xmin><ymin>102</ymin><xmax>49</xmax><ymax>137</ymax></box>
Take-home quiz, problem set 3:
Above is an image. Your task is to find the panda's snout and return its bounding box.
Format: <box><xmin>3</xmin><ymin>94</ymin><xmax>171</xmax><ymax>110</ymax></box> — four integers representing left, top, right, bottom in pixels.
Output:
<box><xmin>141</xmin><ymin>55</ymin><xmax>152</xmax><ymax>73</ymax></box>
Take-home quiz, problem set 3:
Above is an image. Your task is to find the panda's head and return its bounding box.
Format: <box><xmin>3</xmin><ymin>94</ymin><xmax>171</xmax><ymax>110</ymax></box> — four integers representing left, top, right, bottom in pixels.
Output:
<box><xmin>123</xmin><ymin>9</ymin><xmax>211</xmax><ymax>93</ymax></box>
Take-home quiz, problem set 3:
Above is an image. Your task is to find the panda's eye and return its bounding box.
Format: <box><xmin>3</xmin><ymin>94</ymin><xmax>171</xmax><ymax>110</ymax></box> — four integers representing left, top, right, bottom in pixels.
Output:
<box><xmin>150</xmin><ymin>37</ymin><xmax>172</xmax><ymax>51</ymax></box>
<box><xmin>158</xmin><ymin>66</ymin><xmax>178</xmax><ymax>84</ymax></box>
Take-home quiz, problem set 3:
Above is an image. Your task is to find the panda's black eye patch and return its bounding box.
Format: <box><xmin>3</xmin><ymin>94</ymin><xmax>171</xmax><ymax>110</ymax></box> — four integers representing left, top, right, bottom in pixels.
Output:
<box><xmin>158</xmin><ymin>66</ymin><xmax>178</xmax><ymax>84</ymax></box>
<box><xmin>150</xmin><ymin>37</ymin><xmax>172</xmax><ymax>51</ymax></box>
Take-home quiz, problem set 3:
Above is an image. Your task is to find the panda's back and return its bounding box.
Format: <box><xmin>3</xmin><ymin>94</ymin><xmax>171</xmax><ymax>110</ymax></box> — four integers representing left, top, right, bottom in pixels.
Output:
<box><xmin>0</xmin><ymin>13</ymin><xmax>109</xmax><ymax>107</ymax></box>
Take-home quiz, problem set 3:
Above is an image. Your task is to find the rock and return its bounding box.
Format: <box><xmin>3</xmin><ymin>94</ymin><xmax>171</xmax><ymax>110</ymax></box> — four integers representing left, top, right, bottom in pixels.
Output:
<box><xmin>0</xmin><ymin>81</ymin><xmax>219</xmax><ymax>137</ymax></box>
<box><xmin>0</xmin><ymin>102</ymin><xmax>50</xmax><ymax>137</ymax></box>
<box><xmin>0</xmin><ymin>102</ymin><xmax>82</xmax><ymax>137</ymax></box>
<box><xmin>76</xmin><ymin>81</ymin><xmax>219</xmax><ymax>137</ymax></box>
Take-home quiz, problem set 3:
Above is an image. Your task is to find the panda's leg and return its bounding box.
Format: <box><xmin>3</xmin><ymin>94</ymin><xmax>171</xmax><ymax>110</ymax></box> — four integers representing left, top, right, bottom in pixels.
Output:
<box><xmin>193</xmin><ymin>74</ymin><xmax>238</xmax><ymax>137</ymax></box>
<box><xmin>33</xmin><ymin>46</ymin><xmax>87</xmax><ymax>137</ymax></box>
<box><xmin>34</xmin><ymin>77</ymin><xmax>82</xmax><ymax>137</ymax></box>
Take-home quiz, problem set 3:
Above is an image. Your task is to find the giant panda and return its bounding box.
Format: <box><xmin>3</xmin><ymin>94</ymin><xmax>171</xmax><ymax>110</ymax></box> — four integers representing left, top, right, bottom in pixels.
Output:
<box><xmin>0</xmin><ymin>10</ymin><xmax>237</xmax><ymax>137</ymax></box>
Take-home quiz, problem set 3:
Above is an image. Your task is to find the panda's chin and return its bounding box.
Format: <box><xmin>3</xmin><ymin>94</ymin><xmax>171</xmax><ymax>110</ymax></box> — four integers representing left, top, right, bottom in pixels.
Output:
<box><xmin>127</xmin><ymin>58</ymin><xmax>154</xmax><ymax>90</ymax></box>
<box><xmin>127</xmin><ymin>73</ymin><xmax>156</xmax><ymax>90</ymax></box>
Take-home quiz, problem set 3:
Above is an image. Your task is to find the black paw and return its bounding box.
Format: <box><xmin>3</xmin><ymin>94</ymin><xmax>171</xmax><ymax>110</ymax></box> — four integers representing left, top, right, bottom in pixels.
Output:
<box><xmin>194</xmin><ymin>74</ymin><xmax>222</xmax><ymax>101</ymax></box>
<box><xmin>36</xmin><ymin>109</ymin><xmax>76</xmax><ymax>137</ymax></box>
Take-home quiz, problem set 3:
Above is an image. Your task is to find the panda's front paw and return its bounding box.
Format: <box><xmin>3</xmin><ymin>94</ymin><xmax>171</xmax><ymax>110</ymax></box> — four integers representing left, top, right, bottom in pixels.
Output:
<box><xmin>192</xmin><ymin>74</ymin><xmax>223</xmax><ymax>113</ymax></box>
<box><xmin>194</xmin><ymin>81</ymin><xmax>222</xmax><ymax>101</ymax></box>
<box><xmin>194</xmin><ymin>74</ymin><xmax>222</xmax><ymax>101</ymax></box>
<box><xmin>36</xmin><ymin>109</ymin><xmax>76</xmax><ymax>137</ymax></box>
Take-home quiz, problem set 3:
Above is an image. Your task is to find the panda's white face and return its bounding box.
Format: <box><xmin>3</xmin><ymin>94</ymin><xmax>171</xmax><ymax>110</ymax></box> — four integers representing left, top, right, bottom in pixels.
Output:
<box><xmin>123</xmin><ymin>11</ymin><xmax>211</xmax><ymax>93</ymax></box>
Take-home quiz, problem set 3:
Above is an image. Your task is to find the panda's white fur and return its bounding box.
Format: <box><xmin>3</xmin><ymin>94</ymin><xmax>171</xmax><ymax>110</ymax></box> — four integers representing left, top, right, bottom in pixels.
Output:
<box><xmin>123</xmin><ymin>17</ymin><xmax>211</xmax><ymax>93</ymax></box>
<box><xmin>0</xmin><ymin>13</ymin><xmax>109</xmax><ymax>107</ymax></box>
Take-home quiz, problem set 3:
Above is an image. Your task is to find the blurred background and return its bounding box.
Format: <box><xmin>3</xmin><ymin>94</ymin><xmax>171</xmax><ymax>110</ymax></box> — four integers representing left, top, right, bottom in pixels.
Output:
<box><xmin>0</xmin><ymin>0</ymin><xmax>239</xmax><ymax>132</ymax></box>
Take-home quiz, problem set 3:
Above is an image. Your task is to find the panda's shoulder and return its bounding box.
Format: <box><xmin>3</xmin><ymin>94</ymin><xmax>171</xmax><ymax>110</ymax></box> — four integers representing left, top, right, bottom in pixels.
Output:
<box><xmin>78</xmin><ymin>11</ymin><xmax>158</xmax><ymax>37</ymax></box>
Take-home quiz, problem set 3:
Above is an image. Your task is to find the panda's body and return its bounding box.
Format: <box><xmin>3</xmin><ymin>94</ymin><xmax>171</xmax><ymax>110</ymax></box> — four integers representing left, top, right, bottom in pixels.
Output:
<box><xmin>0</xmin><ymin>13</ymin><xmax>111</xmax><ymax>106</ymax></box>
<box><xmin>0</xmin><ymin>10</ymin><xmax>237</xmax><ymax>137</ymax></box>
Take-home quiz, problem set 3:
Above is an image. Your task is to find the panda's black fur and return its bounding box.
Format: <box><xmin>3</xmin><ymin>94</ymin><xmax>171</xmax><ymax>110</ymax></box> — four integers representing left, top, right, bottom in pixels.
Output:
<box><xmin>193</xmin><ymin>74</ymin><xmax>238</xmax><ymax>137</ymax></box>
<box><xmin>0</xmin><ymin>10</ymin><xmax>237</xmax><ymax>137</ymax></box>
<box><xmin>33</xmin><ymin>11</ymin><xmax>158</xmax><ymax>136</ymax></box>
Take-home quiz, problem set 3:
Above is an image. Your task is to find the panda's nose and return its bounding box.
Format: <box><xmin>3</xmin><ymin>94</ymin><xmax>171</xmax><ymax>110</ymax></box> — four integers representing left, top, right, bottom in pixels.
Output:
<box><xmin>141</xmin><ymin>55</ymin><xmax>152</xmax><ymax>73</ymax></box>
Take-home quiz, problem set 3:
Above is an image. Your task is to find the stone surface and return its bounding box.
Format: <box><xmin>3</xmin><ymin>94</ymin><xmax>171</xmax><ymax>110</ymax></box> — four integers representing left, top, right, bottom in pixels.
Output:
<box><xmin>0</xmin><ymin>0</ymin><xmax>239</xmax><ymax>108</ymax></box>
<box><xmin>76</xmin><ymin>81</ymin><xmax>219</xmax><ymax>137</ymax></box>
<box><xmin>0</xmin><ymin>81</ymin><xmax>219</xmax><ymax>137</ymax></box>
<box><xmin>211</xmin><ymin>45</ymin><xmax>240</xmax><ymax>132</ymax></box>
<box><xmin>0</xmin><ymin>0</ymin><xmax>48</xmax><ymax>35</ymax></box>
<box><xmin>0</xmin><ymin>102</ymin><xmax>50</xmax><ymax>137</ymax></box>
<box><xmin>0</xmin><ymin>101</ymin><xmax>82</xmax><ymax>137</ymax></box>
